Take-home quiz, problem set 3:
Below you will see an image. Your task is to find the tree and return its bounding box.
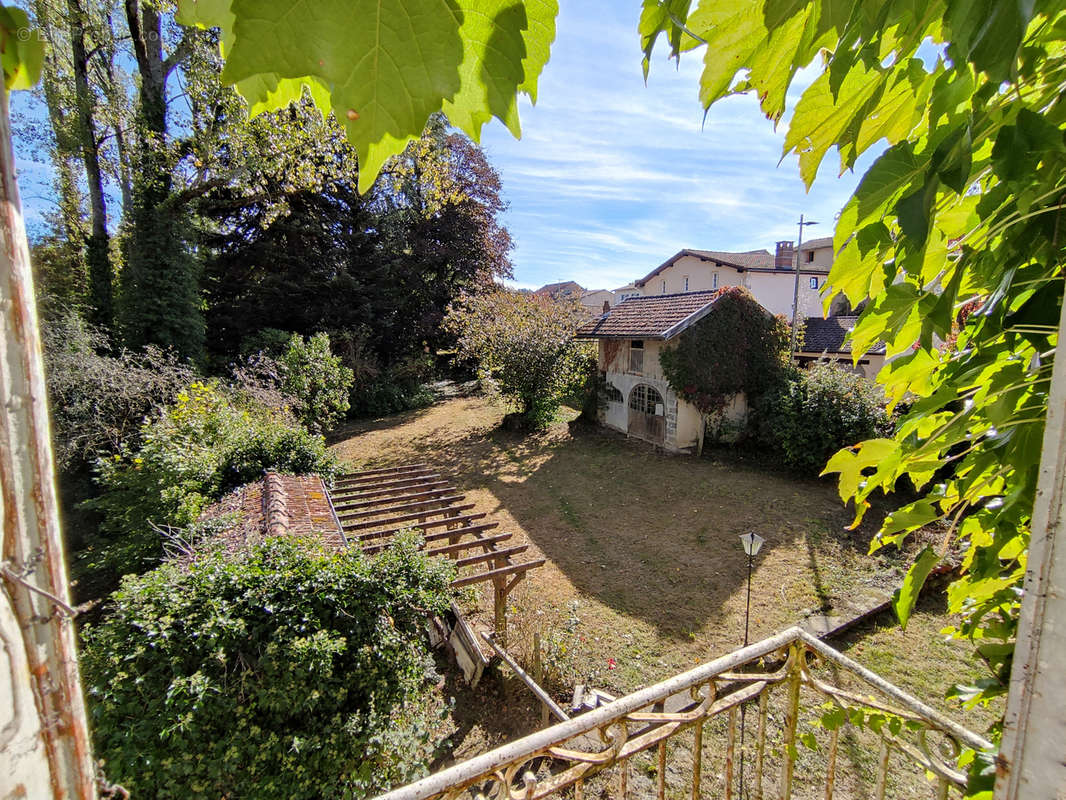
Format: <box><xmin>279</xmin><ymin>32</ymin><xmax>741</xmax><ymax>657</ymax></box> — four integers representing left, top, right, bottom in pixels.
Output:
<box><xmin>658</xmin><ymin>286</ymin><xmax>789</xmax><ymax>454</ymax></box>
<box><xmin>637</xmin><ymin>0</ymin><xmax>1066</xmax><ymax>785</ymax></box>
<box><xmin>445</xmin><ymin>289</ymin><xmax>591</xmax><ymax>430</ymax></box>
<box><xmin>117</xmin><ymin>0</ymin><xmax>205</xmax><ymax>358</ymax></box>
<box><xmin>27</xmin><ymin>0</ymin><xmax>123</xmax><ymax>325</ymax></box>
<box><xmin>199</xmin><ymin>110</ymin><xmax>513</xmax><ymax>388</ymax></box>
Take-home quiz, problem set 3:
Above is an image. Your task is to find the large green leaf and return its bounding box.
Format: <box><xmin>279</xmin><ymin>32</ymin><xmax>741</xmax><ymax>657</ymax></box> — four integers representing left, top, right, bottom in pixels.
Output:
<box><xmin>893</xmin><ymin>547</ymin><xmax>939</xmax><ymax>630</ymax></box>
<box><xmin>638</xmin><ymin>0</ymin><xmax>701</xmax><ymax>77</ymax></box>
<box><xmin>784</xmin><ymin>62</ymin><xmax>884</xmax><ymax>186</ymax></box>
<box><xmin>176</xmin><ymin>0</ymin><xmax>557</xmax><ymax>191</ymax></box>
<box><xmin>443</xmin><ymin>0</ymin><xmax>558</xmax><ymax>141</ymax></box>
<box><xmin>0</xmin><ymin>5</ymin><xmax>43</xmax><ymax>90</ymax></box>
<box><xmin>687</xmin><ymin>1</ymin><xmax>769</xmax><ymax>109</ymax></box>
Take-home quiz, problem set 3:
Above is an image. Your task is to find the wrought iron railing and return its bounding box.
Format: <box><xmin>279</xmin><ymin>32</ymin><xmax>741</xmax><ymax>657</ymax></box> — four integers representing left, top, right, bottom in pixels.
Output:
<box><xmin>376</xmin><ymin>627</ymin><xmax>992</xmax><ymax>800</ymax></box>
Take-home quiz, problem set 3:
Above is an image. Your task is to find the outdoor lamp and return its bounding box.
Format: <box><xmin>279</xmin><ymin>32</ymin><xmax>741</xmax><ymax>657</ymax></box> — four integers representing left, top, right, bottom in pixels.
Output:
<box><xmin>739</xmin><ymin>532</ymin><xmax>764</xmax><ymax>557</ymax></box>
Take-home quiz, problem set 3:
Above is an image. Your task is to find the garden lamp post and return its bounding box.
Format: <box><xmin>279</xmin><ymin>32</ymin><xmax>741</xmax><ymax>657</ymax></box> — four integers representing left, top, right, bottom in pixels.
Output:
<box><xmin>789</xmin><ymin>215</ymin><xmax>818</xmax><ymax>354</ymax></box>
<box><xmin>739</xmin><ymin>532</ymin><xmax>764</xmax><ymax>646</ymax></box>
<box><xmin>738</xmin><ymin>531</ymin><xmax>765</xmax><ymax>800</ymax></box>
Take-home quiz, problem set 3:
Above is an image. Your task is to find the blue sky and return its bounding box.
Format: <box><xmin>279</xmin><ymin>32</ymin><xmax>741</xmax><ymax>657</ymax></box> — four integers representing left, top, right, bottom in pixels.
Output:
<box><xmin>480</xmin><ymin>1</ymin><xmax>883</xmax><ymax>292</ymax></box>
<box><xmin>12</xmin><ymin>2</ymin><xmax>886</xmax><ymax>287</ymax></box>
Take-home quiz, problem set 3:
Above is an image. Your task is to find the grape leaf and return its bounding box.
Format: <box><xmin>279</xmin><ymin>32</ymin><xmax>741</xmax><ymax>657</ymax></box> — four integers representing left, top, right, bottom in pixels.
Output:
<box><xmin>687</xmin><ymin>1</ymin><xmax>769</xmax><ymax>109</ymax></box>
<box><xmin>0</xmin><ymin>6</ymin><xmax>43</xmax><ymax>90</ymax></box>
<box><xmin>442</xmin><ymin>0</ymin><xmax>558</xmax><ymax>141</ymax></box>
<box><xmin>893</xmin><ymin>547</ymin><xmax>939</xmax><ymax>630</ymax></box>
<box><xmin>638</xmin><ymin>0</ymin><xmax>701</xmax><ymax>77</ymax></box>
<box><xmin>176</xmin><ymin>0</ymin><xmax>558</xmax><ymax>191</ymax></box>
<box><xmin>784</xmin><ymin>61</ymin><xmax>884</xmax><ymax>186</ymax></box>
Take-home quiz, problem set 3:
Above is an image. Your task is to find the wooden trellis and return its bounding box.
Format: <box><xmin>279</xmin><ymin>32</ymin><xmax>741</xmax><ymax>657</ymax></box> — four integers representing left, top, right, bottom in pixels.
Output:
<box><xmin>330</xmin><ymin>464</ymin><xmax>543</xmax><ymax>642</ymax></box>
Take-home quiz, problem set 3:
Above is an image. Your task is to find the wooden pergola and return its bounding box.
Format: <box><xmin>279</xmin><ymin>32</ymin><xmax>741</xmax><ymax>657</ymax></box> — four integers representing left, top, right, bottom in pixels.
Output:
<box><xmin>329</xmin><ymin>463</ymin><xmax>543</xmax><ymax>641</ymax></box>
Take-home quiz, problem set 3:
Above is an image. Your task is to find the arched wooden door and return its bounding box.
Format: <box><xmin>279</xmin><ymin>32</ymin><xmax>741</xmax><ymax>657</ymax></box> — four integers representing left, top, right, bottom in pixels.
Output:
<box><xmin>628</xmin><ymin>384</ymin><xmax>665</xmax><ymax>445</ymax></box>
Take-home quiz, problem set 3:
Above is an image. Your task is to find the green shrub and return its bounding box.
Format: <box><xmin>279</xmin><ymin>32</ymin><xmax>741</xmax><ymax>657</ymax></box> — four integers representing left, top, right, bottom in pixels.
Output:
<box><xmin>279</xmin><ymin>332</ymin><xmax>355</xmax><ymax>432</ymax></box>
<box><xmin>87</xmin><ymin>380</ymin><xmax>335</xmax><ymax>575</ymax></box>
<box><xmin>754</xmin><ymin>363</ymin><xmax>888</xmax><ymax>475</ymax></box>
<box><xmin>348</xmin><ymin>355</ymin><xmax>436</xmax><ymax>418</ymax></box>
<box><xmin>81</xmin><ymin>533</ymin><xmax>454</xmax><ymax>799</ymax></box>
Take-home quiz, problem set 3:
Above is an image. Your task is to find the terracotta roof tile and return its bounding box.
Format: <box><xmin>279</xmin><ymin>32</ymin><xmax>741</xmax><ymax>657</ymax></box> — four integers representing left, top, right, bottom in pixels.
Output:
<box><xmin>635</xmin><ymin>248</ymin><xmax>774</xmax><ymax>286</ymax></box>
<box><xmin>798</xmin><ymin>236</ymin><xmax>834</xmax><ymax>251</ymax></box>
<box><xmin>576</xmin><ymin>290</ymin><xmax>720</xmax><ymax>340</ymax></box>
<box><xmin>686</xmin><ymin>248</ymin><xmax>774</xmax><ymax>268</ymax></box>
<box><xmin>183</xmin><ymin>472</ymin><xmax>346</xmax><ymax>563</ymax></box>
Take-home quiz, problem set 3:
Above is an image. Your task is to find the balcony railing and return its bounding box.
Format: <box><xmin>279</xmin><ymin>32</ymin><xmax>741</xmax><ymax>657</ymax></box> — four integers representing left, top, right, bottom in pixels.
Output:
<box><xmin>375</xmin><ymin>626</ymin><xmax>992</xmax><ymax>800</ymax></box>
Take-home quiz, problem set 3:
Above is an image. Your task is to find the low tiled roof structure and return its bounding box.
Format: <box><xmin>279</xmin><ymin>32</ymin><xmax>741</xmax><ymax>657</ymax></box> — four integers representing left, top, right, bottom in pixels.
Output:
<box><xmin>576</xmin><ymin>290</ymin><xmax>721</xmax><ymax>340</ymax></box>
<box><xmin>801</xmin><ymin>316</ymin><xmax>887</xmax><ymax>355</ymax></box>
<box><xmin>190</xmin><ymin>472</ymin><xmax>345</xmax><ymax>560</ymax></box>
<box><xmin>798</xmin><ymin>236</ymin><xmax>834</xmax><ymax>251</ymax></box>
<box><xmin>686</xmin><ymin>248</ymin><xmax>775</xmax><ymax>268</ymax></box>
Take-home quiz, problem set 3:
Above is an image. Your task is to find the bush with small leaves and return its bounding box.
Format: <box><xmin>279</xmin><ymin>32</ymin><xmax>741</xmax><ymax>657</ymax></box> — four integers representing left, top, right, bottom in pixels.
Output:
<box><xmin>81</xmin><ymin>533</ymin><xmax>454</xmax><ymax>799</ymax></box>
<box><xmin>87</xmin><ymin>380</ymin><xmax>336</xmax><ymax>576</ymax></box>
<box><xmin>754</xmin><ymin>363</ymin><xmax>888</xmax><ymax>475</ymax></box>
<box><xmin>444</xmin><ymin>290</ymin><xmax>592</xmax><ymax>430</ymax></box>
<box><xmin>41</xmin><ymin>310</ymin><xmax>195</xmax><ymax>469</ymax></box>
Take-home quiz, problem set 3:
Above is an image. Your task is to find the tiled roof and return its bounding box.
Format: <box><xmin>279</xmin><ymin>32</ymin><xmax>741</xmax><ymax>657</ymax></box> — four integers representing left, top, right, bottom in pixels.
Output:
<box><xmin>635</xmin><ymin>248</ymin><xmax>774</xmax><ymax>286</ymax></box>
<box><xmin>534</xmin><ymin>280</ymin><xmax>584</xmax><ymax>297</ymax></box>
<box><xmin>801</xmin><ymin>316</ymin><xmax>886</xmax><ymax>355</ymax></box>
<box><xmin>183</xmin><ymin>472</ymin><xmax>345</xmax><ymax>563</ymax></box>
<box><xmin>798</xmin><ymin>236</ymin><xmax>834</xmax><ymax>251</ymax></box>
<box><xmin>687</xmin><ymin>248</ymin><xmax>775</xmax><ymax>268</ymax></box>
<box><xmin>576</xmin><ymin>290</ymin><xmax>720</xmax><ymax>340</ymax></box>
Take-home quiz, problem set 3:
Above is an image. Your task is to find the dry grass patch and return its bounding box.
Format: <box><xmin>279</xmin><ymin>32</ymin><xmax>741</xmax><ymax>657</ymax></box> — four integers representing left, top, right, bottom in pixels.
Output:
<box><xmin>331</xmin><ymin>395</ymin><xmax>1001</xmax><ymax>766</ymax></box>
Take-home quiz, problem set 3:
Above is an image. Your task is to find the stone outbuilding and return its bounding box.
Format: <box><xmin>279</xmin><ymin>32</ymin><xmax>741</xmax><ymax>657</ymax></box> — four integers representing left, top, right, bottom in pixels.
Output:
<box><xmin>576</xmin><ymin>290</ymin><xmax>751</xmax><ymax>452</ymax></box>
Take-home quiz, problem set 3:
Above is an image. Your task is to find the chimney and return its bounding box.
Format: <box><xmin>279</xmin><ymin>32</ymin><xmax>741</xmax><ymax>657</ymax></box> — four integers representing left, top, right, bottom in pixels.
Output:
<box><xmin>775</xmin><ymin>241</ymin><xmax>795</xmax><ymax>270</ymax></box>
<box><xmin>602</xmin><ymin>300</ymin><xmax>611</xmax><ymax>314</ymax></box>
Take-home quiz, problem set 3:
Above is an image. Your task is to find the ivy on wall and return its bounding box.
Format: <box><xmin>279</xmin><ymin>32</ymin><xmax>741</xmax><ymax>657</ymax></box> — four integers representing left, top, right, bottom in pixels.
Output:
<box><xmin>659</xmin><ymin>287</ymin><xmax>790</xmax><ymax>417</ymax></box>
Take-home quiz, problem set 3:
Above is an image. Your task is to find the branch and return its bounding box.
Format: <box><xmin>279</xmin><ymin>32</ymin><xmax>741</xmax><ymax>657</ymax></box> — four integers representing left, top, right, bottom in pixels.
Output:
<box><xmin>163</xmin><ymin>32</ymin><xmax>194</xmax><ymax>77</ymax></box>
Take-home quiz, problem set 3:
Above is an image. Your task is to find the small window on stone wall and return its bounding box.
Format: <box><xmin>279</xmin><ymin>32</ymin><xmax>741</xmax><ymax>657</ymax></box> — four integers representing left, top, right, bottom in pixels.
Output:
<box><xmin>629</xmin><ymin>340</ymin><xmax>644</xmax><ymax>373</ymax></box>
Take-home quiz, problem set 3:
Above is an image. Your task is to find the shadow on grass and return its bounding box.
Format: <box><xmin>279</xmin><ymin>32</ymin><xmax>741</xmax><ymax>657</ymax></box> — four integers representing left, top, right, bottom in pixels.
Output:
<box><xmin>332</xmin><ymin>399</ymin><xmax>886</xmax><ymax>641</ymax></box>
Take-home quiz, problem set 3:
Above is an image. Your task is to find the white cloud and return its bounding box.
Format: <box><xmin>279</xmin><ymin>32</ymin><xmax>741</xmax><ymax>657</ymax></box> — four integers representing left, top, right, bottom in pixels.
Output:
<box><xmin>481</xmin><ymin>1</ymin><xmax>881</xmax><ymax>289</ymax></box>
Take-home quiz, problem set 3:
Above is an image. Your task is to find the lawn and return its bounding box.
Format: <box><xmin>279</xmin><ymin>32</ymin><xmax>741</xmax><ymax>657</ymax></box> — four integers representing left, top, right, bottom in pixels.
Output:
<box><xmin>330</xmin><ymin>395</ymin><xmax>1001</xmax><ymax>772</ymax></box>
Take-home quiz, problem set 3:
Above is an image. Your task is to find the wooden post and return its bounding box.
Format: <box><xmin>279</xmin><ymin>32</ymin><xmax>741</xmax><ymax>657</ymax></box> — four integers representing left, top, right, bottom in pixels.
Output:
<box><xmin>996</xmin><ymin>294</ymin><xmax>1066</xmax><ymax>797</ymax></box>
<box><xmin>493</xmin><ymin>576</ymin><xmax>507</xmax><ymax>646</ymax></box>
<box><xmin>779</xmin><ymin>644</ymin><xmax>802</xmax><ymax>800</ymax></box>
<box><xmin>0</xmin><ymin>83</ymin><xmax>97</xmax><ymax>798</ymax></box>
<box><xmin>533</xmin><ymin>631</ymin><xmax>548</xmax><ymax>727</ymax></box>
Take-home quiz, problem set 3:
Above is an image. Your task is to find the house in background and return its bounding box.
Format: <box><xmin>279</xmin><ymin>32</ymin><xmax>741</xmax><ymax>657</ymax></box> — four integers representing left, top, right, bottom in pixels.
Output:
<box><xmin>579</xmin><ymin>288</ymin><xmax>616</xmax><ymax>314</ymax></box>
<box><xmin>797</xmin><ymin>315</ymin><xmax>886</xmax><ymax>379</ymax></box>
<box><xmin>633</xmin><ymin>240</ymin><xmax>841</xmax><ymax>320</ymax></box>
<box><xmin>614</xmin><ymin>281</ymin><xmax>643</xmax><ymax>302</ymax></box>
<box><xmin>534</xmin><ymin>280</ymin><xmax>584</xmax><ymax>300</ymax></box>
<box><xmin>576</xmin><ymin>290</ymin><xmax>750</xmax><ymax>452</ymax></box>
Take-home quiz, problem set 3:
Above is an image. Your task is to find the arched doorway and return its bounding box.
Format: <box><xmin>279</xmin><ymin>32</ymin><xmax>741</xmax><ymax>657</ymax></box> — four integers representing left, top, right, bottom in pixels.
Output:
<box><xmin>628</xmin><ymin>384</ymin><xmax>665</xmax><ymax>445</ymax></box>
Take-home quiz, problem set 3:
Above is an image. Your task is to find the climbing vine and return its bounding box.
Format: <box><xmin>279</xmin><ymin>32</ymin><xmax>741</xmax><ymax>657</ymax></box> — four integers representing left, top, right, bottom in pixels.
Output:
<box><xmin>659</xmin><ymin>286</ymin><xmax>790</xmax><ymax>446</ymax></box>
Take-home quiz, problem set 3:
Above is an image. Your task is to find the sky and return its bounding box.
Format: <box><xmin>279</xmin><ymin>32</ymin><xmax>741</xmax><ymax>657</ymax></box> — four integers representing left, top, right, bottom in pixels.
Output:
<box><xmin>11</xmin><ymin>1</ymin><xmax>887</xmax><ymax>289</ymax></box>
<box><xmin>479</xmin><ymin>1</ymin><xmax>884</xmax><ymax>292</ymax></box>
